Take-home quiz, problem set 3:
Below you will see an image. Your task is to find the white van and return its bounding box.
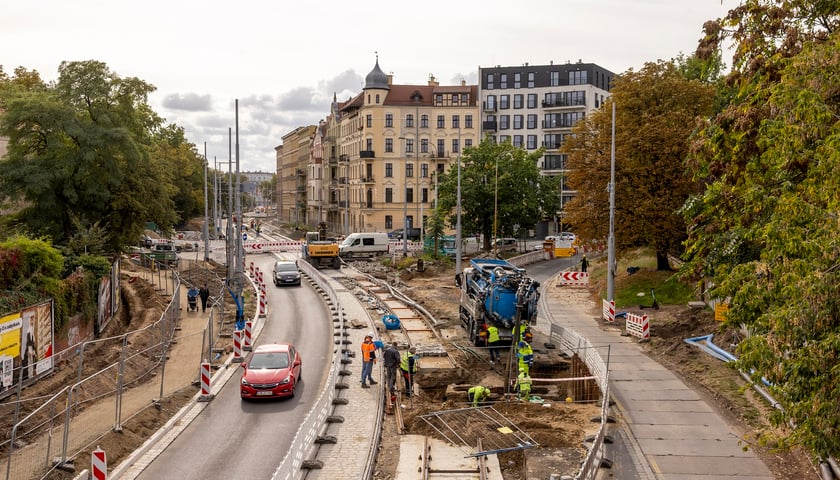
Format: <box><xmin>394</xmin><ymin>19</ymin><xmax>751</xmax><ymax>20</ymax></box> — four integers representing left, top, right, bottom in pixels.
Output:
<box><xmin>339</xmin><ymin>232</ymin><xmax>390</xmax><ymax>258</ymax></box>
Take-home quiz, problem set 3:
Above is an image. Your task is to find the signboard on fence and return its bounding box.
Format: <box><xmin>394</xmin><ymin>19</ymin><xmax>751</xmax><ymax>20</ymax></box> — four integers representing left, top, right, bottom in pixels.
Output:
<box><xmin>557</xmin><ymin>271</ymin><xmax>589</xmax><ymax>286</ymax></box>
<box><xmin>0</xmin><ymin>301</ymin><xmax>55</xmax><ymax>397</ymax></box>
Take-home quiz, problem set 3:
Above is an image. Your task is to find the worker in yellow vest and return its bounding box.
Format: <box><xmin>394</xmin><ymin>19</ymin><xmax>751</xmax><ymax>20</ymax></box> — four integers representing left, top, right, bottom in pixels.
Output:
<box><xmin>486</xmin><ymin>325</ymin><xmax>501</xmax><ymax>364</ymax></box>
<box><xmin>517</xmin><ymin>341</ymin><xmax>533</xmax><ymax>376</ymax></box>
<box><xmin>516</xmin><ymin>368</ymin><xmax>532</xmax><ymax>401</ymax></box>
<box><xmin>468</xmin><ymin>385</ymin><xmax>491</xmax><ymax>407</ymax></box>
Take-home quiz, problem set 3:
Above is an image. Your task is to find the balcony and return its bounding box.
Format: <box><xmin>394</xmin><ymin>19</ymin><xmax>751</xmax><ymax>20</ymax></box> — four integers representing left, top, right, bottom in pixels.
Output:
<box><xmin>359</xmin><ymin>150</ymin><xmax>375</xmax><ymax>158</ymax></box>
<box><xmin>328</xmin><ymin>156</ymin><xmax>338</xmax><ymax>165</ymax></box>
<box><xmin>339</xmin><ymin>177</ymin><xmax>348</xmax><ymax>185</ymax></box>
<box><xmin>483</xmin><ymin>121</ymin><xmax>497</xmax><ymax>131</ymax></box>
<box><xmin>339</xmin><ymin>154</ymin><xmax>349</xmax><ymax>162</ymax></box>
<box><xmin>295</xmin><ymin>168</ymin><xmax>305</xmax><ymax>176</ymax></box>
<box><xmin>541</xmin><ymin>141</ymin><xmax>561</xmax><ymax>149</ymax></box>
<box><xmin>360</xmin><ymin>176</ymin><xmax>375</xmax><ymax>183</ymax></box>
<box><xmin>482</xmin><ymin>101</ymin><xmax>497</xmax><ymax>112</ymax></box>
<box><xmin>296</xmin><ymin>185</ymin><xmax>306</xmax><ymax>192</ymax></box>
<box><xmin>431</xmin><ymin>151</ymin><xmax>448</xmax><ymax>159</ymax></box>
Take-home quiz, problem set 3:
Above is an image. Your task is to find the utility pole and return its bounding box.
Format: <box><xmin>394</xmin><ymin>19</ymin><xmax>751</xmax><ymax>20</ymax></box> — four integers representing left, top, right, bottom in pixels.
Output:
<box><xmin>455</xmin><ymin>126</ymin><xmax>462</xmax><ymax>275</ymax></box>
<box><xmin>607</xmin><ymin>101</ymin><xmax>616</xmax><ymax>302</ymax></box>
<box><xmin>203</xmin><ymin>142</ymin><xmax>209</xmax><ymax>261</ymax></box>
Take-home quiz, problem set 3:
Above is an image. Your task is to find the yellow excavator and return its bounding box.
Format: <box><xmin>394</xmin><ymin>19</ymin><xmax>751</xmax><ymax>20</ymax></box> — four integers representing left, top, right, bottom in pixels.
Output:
<box><xmin>302</xmin><ymin>222</ymin><xmax>340</xmax><ymax>268</ymax></box>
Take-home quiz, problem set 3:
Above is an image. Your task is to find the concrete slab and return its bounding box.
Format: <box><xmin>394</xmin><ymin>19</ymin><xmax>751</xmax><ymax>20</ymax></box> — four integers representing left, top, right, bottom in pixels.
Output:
<box><xmin>651</xmin><ymin>455</ymin><xmax>773</xmax><ymax>477</ymax></box>
<box><xmin>630</xmin><ymin>423</ymin><xmax>734</xmax><ymax>440</ymax></box>
<box><xmin>639</xmin><ymin>437</ymin><xmax>752</xmax><ymax>457</ymax></box>
<box><xmin>623</xmin><ymin>410</ymin><xmax>729</xmax><ymax>426</ymax></box>
<box><xmin>629</xmin><ymin>400</ymin><xmax>715</xmax><ymax>413</ymax></box>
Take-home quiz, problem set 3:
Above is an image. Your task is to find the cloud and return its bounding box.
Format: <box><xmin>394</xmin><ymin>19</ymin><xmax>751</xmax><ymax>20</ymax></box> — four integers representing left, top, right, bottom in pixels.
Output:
<box><xmin>161</xmin><ymin>92</ymin><xmax>213</xmax><ymax>111</ymax></box>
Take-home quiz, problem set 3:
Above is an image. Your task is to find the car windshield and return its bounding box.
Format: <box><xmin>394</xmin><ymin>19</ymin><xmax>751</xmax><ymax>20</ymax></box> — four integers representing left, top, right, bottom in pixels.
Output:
<box><xmin>275</xmin><ymin>263</ymin><xmax>297</xmax><ymax>272</ymax></box>
<box><xmin>248</xmin><ymin>351</ymin><xmax>290</xmax><ymax>369</ymax></box>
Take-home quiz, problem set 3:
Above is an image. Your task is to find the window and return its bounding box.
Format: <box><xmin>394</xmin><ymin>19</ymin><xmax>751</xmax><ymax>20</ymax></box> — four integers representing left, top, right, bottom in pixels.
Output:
<box><xmin>452</xmin><ymin>138</ymin><xmax>460</xmax><ymax>153</ymax></box>
<box><xmin>385</xmin><ymin>138</ymin><xmax>393</xmax><ymax>153</ymax></box>
<box><xmin>421</xmin><ymin>138</ymin><xmax>429</xmax><ymax>154</ymax></box>
<box><xmin>451</xmin><ymin>94</ymin><xmax>459</xmax><ymax>105</ymax></box>
<box><xmin>406</xmin><ymin>163</ymin><xmax>414</xmax><ymax>177</ymax></box>
<box><xmin>406</xmin><ymin>188</ymin><xmax>414</xmax><ymax>203</ymax></box>
<box><xmin>527</xmin><ymin>72</ymin><xmax>535</xmax><ymax>88</ymax></box>
<box><xmin>486</xmin><ymin>73</ymin><xmax>494</xmax><ymax>90</ymax></box>
<box><xmin>500</xmin><ymin>73</ymin><xmax>508</xmax><ymax>89</ymax></box>
<box><xmin>461</xmin><ymin>93</ymin><xmax>469</xmax><ymax>104</ymax></box>
<box><xmin>366</xmin><ymin>138</ymin><xmax>373</xmax><ymax>151</ymax></box>
<box><xmin>435</xmin><ymin>94</ymin><xmax>443</xmax><ymax>105</ymax></box>
<box><xmin>500</xmin><ymin>135</ymin><xmax>510</xmax><ymax>143</ymax></box>
<box><xmin>527</xmin><ymin>135</ymin><xmax>537</xmax><ymax>149</ymax></box>
<box><xmin>406</xmin><ymin>138</ymin><xmax>414</xmax><ymax>153</ymax></box>
<box><xmin>513</xmin><ymin>94</ymin><xmax>523</xmax><ymax>109</ymax></box>
<box><xmin>366</xmin><ymin>114</ymin><xmax>372</xmax><ymax>128</ymax></box>
<box><xmin>437</xmin><ymin>115</ymin><xmax>445</xmax><ymax>128</ymax></box>
<box><xmin>500</xmin><ymin>95</ymin><xmax>509</xmax><ymax>109</ymax></box>
<box><xmin>569</xmin><ymin>70</ymin><xmax>587</xmax><ymax>85</ymax></box>
<box><xmin>385</xmin><ymin>114</ymin><xmax>393</xmax><ymax>128</ymax></box>
<box><xmin>499</xmin><ymin>115</ymin><xmax>510</xmax><ymax>130</ymax></box>
<box><xmin>513</xmin><ymin>115</ymin><xmax>523</xmax><ymax>129</ymax></box>
<box><xmin>465</xmin><ymin>138</ymin><xmax>473</xmax><ymax>149</ymax></box>
<box><xmin>422</xmin><ymin>188</ymin><xmax>428</xmax><ymax>203</ymax></box>
<box><xmin>385</xmin><ymin>163</ymin><xmax>393</xmax><ymax>177</ymax></box>
<box><xmin>385</xmin><ymin>188</ymin><xmax>393</xmax><ymax>203</ymax></box>
<box><xmin>452</xmin><ymin>115</ymin><xmax>460</xmax><ymax>129</ymax></box>
<box><xmin>421</xmin><ymin>114</ymin><xmax>429</xmax><ymax>128</ymax></box>
<box><xmin>375</xmin><ymin>94</ymin><xmax>380</xmax><ymax>103</ymax></box>
<box><xmin>437</xmin><ymin>139</ymin><xmax>445</xmax><ymax>155</ymax></box>
<box><xmin>421</xmin><ymin>163</ymin><xmax>429</xmax><ymax>177</ymax></box>
<box><xmin>550</xmin><ymin>71</ymin><xmax>560</xmax><ymax>86</ymax></box>
<box><xmin>385</xmin><ymin>215</ymin><xmax>393</xmax><ymax>229</ymax></box>
<box><xmin>465</xmin><ymin>114</ymin><xmax>473</xmax><ymax>128</ymax></box>
<box><xmin>513</xmin><ymin>135</ymin><xmax>523</xmax><ymax>148</ymax></box>
<box><xmin>406</xmin><ymin>114</ymin><xmax>414</xmax><ymax>128</ymax></box>
<box><xmin>527</xmin><ymin>94</ymin><xmax>537</xmax><ymax>108</ymax></box>
<box><xmin>514</xmin><ymin>73</ymin><xmax>521</xmax><ymax>88</ymax></box>
<box><xmin>544</xmin><ymin>154</ymin><xmax>567</xmax><ymax>170</ymax></box>
<box><xmin>485</xmin><ymin>95</ymin><xmax>496</xmax><ymax>110</ymax></box>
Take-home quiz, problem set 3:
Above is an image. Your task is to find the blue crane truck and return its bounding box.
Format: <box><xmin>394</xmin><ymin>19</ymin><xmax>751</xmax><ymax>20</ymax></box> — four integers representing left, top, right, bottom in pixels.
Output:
<box><xmin>456</xmin><ymin>258</ymin><xmax>540</xmax><ymax>346</ymax></box>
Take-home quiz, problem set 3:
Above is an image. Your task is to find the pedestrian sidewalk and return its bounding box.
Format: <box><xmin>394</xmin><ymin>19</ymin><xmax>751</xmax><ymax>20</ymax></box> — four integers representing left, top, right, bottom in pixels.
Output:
<box><xmin>536</xmin><ymin>277</ymin><xmax>775</xmax><ymax>480</ymax></box>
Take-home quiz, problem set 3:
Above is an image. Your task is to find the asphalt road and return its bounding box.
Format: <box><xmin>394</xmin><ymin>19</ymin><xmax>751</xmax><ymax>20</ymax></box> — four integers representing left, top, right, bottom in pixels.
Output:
<box><xmin>136</xmin><ymin>253</ymin><xmax>332</xmax><ymax>480</ymax></box>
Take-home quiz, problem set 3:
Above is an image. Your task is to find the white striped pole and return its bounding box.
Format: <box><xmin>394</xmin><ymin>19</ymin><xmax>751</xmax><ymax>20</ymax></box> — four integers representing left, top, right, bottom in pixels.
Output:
<box><xmin>91</xmin><ymin>446</ymin><xmax>107</xmax><ymax>480</ymax></box>
<box><xmin>232</xmin><ymin>330</ymin><xmax>243</xmax><ymax>362</ymax></box>
<box><xmin>243</xmin><ymin>321</ymin><xmax>253</xmax><ymax>351</ymax></box>
<box><xmin>198</xmin><ymin>361</ymin><xmax>213</xmax><ymax>401</ymax></box>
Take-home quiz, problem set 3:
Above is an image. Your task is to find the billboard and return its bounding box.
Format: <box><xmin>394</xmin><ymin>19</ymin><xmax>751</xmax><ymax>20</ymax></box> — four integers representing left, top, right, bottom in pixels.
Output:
<box><xmin>0</xmin><ymin>301</ymin><xmax>54</xmax><ymax>395</ymax></box>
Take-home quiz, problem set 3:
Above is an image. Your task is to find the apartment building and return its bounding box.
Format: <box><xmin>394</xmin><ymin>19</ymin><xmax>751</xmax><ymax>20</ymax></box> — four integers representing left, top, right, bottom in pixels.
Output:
<box><xmin>478</xmin><ymin>61</ymin><xmax>614</xmax><ymax>236</ymax></box>
<box><xmin>285</xmin><ymin>59</ymin><xmax>479</xmax><ymax>235</ymax></box>
<box><xmin>278</xmin><ymin>125</ymin><xmax>317</xmax><ymax>225</ymax></box>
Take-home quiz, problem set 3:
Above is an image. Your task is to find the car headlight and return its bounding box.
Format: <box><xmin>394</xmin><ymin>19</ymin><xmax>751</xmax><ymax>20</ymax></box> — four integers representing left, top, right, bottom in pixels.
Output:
<box><xmin>241</xmin><ymin>378</ymin><xmax>250</xmax><ymax>386</ymax></box>
<box><xmin>280</xmin><ymin>375</ymin><xmax>291</xmax><ymax>384</ymax></box>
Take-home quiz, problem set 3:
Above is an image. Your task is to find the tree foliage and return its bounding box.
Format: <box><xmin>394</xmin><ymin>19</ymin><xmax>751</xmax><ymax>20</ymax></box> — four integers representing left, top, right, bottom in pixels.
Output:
<box><xmin>563</xmin><ymin>60</ymin><xmax>715</xmax><ymax>269</ymax></box>
<box><xmin>0</xmin><ymin>60</ymin><xmax>187</xmax><ymax>252</ymax></box>
<box><xmin>683</xmin><ymin>1</ymin><xmax>840</xmax><ymax>459</ymax></box>
<box><xmin>436</xmin><ymin>140</ymin><xmax>559</xmax><ymax>250</ymax></box>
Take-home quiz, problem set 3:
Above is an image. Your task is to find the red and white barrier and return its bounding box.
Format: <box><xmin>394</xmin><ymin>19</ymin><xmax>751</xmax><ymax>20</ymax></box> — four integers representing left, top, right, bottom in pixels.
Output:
<box><xmin>249</xmin><ymin>262</ymin><xmax>255</xmax><ymax>278</ymax></box>
<box><xmin>243</xmin><ymin>321</ymin><xmax>253</xmax><ymax>351</ymax></box>
<box><xmin>243</xmin><ymin>241</ymin><xmax>304</xmax><ymax>253</ymax></box>
<box><xmin>602</xmin><ymin>299</ymin><xmax>615</xmax><ymax>323</ymax></box>
<box><xmin>557</xmin><ymin>271</ymin><xmax>589</xmax><ymax>286</ymax></box>
<box><xmin>626</xmin><ymin>313</ymin><xmax>650</xmax><ymax>340</ymax></box>
<box><xmin>257</xmin><ymin>268</ymin><xmax>264</xmax><ymax>287</ymax></box>
<box><xmin>91</xmin><ymin>446</ymin><xmax>107</xmax><ymax>480</ymax></box>
<box><xmin>386</xmin><ymin>241</ymin><xmax>425</xmax><ymax>253</ymax></box>
<box><xmin>232</xmin><ymin>330</ymin><xmax>243</xmax><ymax>362</ymax></box>
<box><xmin>259</xmin><ymin>285</ymin><xmax>267</xmax><ymax>317</ymax></box>
<box><xmin>198</xmin><ymin>362</ymin><xmax>213</xmax><ymax>401</ymax></box>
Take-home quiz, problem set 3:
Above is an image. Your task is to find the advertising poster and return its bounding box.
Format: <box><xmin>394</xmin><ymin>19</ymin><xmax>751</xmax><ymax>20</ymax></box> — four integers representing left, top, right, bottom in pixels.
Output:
<box><xmin>0</xmin><ymin>302</ymin><xmax>55</xmax><ymax>396</ymax></box>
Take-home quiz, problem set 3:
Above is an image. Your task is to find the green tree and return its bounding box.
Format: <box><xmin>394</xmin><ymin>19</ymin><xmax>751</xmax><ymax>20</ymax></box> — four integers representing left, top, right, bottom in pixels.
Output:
<box><xmin>563</xmin><ymin>60</ymin><xmax>715</xmax><ymax>270</ymax></box>
<box><xmin>0</xmin><ymin>60</ymin><xmax>178</xmax><ymax>251</ymax></box>
<box><xmin>683</xmin><ymin>1</ymin><xmax>840</xmax><ymax>460</ymax></box>
<box><xmin>150</xmin><ymin>124</ymin><xmax>203</xmax><ymax>226</ymax></box>
<box><xmin>436</xmin><ymin>140</ymin><xmax>559</xmax><ymax>251</ymax></box>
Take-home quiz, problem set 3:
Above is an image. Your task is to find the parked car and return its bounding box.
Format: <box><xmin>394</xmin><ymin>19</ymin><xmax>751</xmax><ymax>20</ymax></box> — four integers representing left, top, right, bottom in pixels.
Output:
<box><xmin>388</xmin><ymin>228</ymin><xmax>422</xmax><ymax>241</ymax></box>
<box><xmin>240</xmin><ymin>343</ymin><xmax>302</xmax><ymax>399</ymax></box>
<box><xmin>273</xmin><ymin>260</ymin><xmax>301</xmax><ymax>286</ymax></box>
<box><xmin>494</xmin><ymin>237</ymin><xmax>518</xmax><ymax>253</ymax></box>
<box><xmin>339</xmin><ymin>232</ymin><xmax>390</xmax><ymax>258</ymax></box>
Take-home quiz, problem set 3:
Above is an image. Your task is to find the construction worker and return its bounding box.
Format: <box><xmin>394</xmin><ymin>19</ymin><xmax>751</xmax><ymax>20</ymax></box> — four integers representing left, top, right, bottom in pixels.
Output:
<box><xmin>360</xmin><ymin>333</ymin><xmax>377</xmax><ymax>388</ymax></box>
<box><xmin>467</xmin><ymin>385</ymin><xmax>491</xmax><ymax>407</ymax></box>
<box><xmin>517</xmin><ymin>341</ymin><xmax>534</xmax><ymax>376</ymax></box>
<box><xmin>400</xmin><ymin>346</ymin><xmax>418</xmax><ymax>397</ymax></box>
<box><xmin>516</xmin><ymin>368</ymin><xmax>532</xmax><ymax>401</ymax></box>
<box><xmin>486</xmin><ymin>325</ymin><xmax>501</xmax><ymax>364</ymax></box>
<box><xmin>516</xmin><ymin>322</ymin><xmax>532</xmax><ymax>344</ymax></box>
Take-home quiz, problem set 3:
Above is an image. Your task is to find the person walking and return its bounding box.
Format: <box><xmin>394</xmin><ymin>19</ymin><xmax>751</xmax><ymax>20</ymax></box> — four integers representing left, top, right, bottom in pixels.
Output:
<box><xmin>486</xmin><ymin>325</ymin><xmax>501</xmax><ymax>364</ymax></box>
<box><xmin>467</xmin><ymin>385</ymin><xmax>491</xmax><ymax>407</ymax></box>
<box><xmin>580</xmin><ymin>254</ymin><xmax>588</xmax><ymax>273</ymax></box>
<box><xmin>360</xmin><ymin>333</ymin><xmax>377</xmax><ymax>388</ymax></box>
<box><xmin>399</xmin><ymin>346</ymin><xmax>418</xmax><ymax>396</ymax></box>
<box><xmin>516</xmin><ymin>368</ymin><xmax>532</xmax><ymax>401</ymax></box>
<box><xmin>198</xmin><ymin>284</ymin><xmax>210</xmax><ymax>313</ymax></box>
<box><xmin>383</xmin><ymin>341</ymin><xmax>401</xmax><ymax>395</ymax></box>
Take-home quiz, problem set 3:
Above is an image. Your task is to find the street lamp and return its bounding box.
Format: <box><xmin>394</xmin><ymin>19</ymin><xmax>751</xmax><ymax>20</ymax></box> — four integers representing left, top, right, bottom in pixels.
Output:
<box><xmin>455</xmin><ymin>126</ymin><xmax>462</xmax><ymax>274</ymax></box>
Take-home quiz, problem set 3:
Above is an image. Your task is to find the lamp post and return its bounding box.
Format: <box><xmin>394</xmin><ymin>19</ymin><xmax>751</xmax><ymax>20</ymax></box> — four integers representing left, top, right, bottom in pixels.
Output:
<box><xmin>493</xmin><ymin>154</ymin><xmax>499</xmax><ymax>256</ymax></box>
<box><xmin>455</xmin><ymin>126</ymin><xmax>462</xmax><ymax>274</ymax></box>
<box><xmin>607</xmin><ymin>101</ymin><xmax>617</xmax><ymax>302</ymax></box>
<box><xmin>203</xmin><ymin>143</ymin><xmax>210</xmax><ymax>261</ymax></box>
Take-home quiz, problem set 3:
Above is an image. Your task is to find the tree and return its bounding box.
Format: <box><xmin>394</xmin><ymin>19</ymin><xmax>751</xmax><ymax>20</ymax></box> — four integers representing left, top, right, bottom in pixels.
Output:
<box><xmin>563</xmin><ymin>60</ymin><xmax>715</xmax><ymax>270</ymax></box>
<box><xmin>436</xmin><ymin>140</ymin><xmax>559</xmax><ymax>251</ymax></box>
<box><xmin>683</xmin><ymin>1</ymin><xmax>840</xmax><ymax>460</ymax></box>
<box><xmin>0</xmin><ymin>60</ymin><xmax>178</xmax><ymax>251</ymax></box>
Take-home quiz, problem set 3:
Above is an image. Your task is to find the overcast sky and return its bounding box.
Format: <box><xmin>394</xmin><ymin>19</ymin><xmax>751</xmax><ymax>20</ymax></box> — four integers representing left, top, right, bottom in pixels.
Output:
<box><xmin>1</xmin><ymin>0</ymin><xmax>734</xmax><ymax>172</ymax></box>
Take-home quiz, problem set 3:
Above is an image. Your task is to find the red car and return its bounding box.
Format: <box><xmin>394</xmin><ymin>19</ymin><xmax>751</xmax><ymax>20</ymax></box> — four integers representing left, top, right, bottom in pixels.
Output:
<box><xmin>240</xmin><ymin>343</ymin><xmax>302</xmax><ymax>399</ymax></box>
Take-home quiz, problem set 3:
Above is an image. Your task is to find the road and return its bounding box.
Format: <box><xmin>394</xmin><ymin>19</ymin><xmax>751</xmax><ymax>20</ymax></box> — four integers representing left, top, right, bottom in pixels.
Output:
<box><xmin>136</xmin><ymin>253</ymin><xmax>332</xmax><ymax>479</ymax></box>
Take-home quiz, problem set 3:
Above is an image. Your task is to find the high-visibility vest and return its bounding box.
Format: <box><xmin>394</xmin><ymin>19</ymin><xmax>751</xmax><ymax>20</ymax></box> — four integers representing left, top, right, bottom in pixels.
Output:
<box><xmin>517</xmin><ymin>373</ymin><xmax>532</xmax><ymax>388</ymax></box>
<box><xmin>400</xmin><ymin>351</ymin><xmax>417</xmax><ymax>373</ymax></box>
<box><xmin>468</xmin><ymin>386</ymin><xmax>489</xmax><ymax>401</ymax></box>
<box><xmin>487</xmin><ymin>326</ymin><xmax>500</xmax><ymax>343</ymax></box>
<box><xmin>361</xmin><ymin>341</ymin><xmax>376</xmax><ymax>362</ymax></box>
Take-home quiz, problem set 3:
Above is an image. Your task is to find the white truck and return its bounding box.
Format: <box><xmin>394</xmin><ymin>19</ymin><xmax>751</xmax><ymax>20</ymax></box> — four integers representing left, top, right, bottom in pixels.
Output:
<box><xmin>339</xmin><ymin>232</ymin><xmax>390</xmax><ymax>258</ymax></box>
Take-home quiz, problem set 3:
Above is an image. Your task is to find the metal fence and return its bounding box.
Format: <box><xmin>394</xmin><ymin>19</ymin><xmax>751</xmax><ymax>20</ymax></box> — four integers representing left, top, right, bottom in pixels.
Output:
<box><xmin>2</xmin><ymin>266</ymin><xmax>181</xmax><ymax>480</ymax></box>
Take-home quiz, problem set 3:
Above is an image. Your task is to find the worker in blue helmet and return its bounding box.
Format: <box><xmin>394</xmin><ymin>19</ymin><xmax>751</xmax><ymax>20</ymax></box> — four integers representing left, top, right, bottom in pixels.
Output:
<box><xmin>517</xmin><ymin>340</ymin><xmax>533</xmax><ymax>376</ymax></box>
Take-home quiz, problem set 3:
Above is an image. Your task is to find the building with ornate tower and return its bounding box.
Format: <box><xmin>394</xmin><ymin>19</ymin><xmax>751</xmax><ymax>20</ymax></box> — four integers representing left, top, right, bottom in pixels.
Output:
<box><xmin>281</xmin><ymin>58</ymin><xmax>479</xmax><ymax>236</ymax></box>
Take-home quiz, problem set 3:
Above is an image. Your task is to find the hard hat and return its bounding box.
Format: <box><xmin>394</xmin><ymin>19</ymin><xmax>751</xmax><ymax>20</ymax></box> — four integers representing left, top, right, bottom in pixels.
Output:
<box><xmin>519</xmin><ymin>367</ymin><xmax>525</xmax><ymax>373</ymax></box>
<box><xmin>365</xmin><ymin>332</ymin><xmax>373</xmax><ymax>339</ymax></box>
<box><xmin>409</xmin><ymin>346</ymin><xmax>417</xmax><ymax>353</ymax></box>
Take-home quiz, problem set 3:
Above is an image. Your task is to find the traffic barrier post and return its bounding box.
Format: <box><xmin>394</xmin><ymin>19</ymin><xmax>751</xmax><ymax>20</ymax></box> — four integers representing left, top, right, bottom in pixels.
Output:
<box><xmin>625</xmin><ymin>313</ymin><xmax>650</xmax><ymax>340</ymax></box>
<box><xmin>91</xmin><ymin>446</ymin><xmax>107</xmax><ymax>480</ymax></box>
<box><xmin>602</xmin><ymin>299</ymin><xmax>615</xmax><ymax>323</ymax></box>
<box><xmin>232</xmin><ymin>330</ymin><xmax>244</xmax><ymax>362</ymax></box>
<box><xmin>243</xmin><ymin>321</ymin><xmax>253</xmax><ymax>351</ymax></box>
<box><xmin>198</xmin><ymin>361</ymin><xmax>214</xmax><ymax>401</ymax></box>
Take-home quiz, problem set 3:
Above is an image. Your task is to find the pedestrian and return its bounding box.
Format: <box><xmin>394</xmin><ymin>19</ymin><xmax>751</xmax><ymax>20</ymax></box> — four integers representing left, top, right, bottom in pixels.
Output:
<box><xmin>383</xmin><ymin>341</ymin><xmax>401</xmax><ymax>394</ymax></box>
<box><xmin>486</xmin><ymin>325</ymin><xmax>501</xmax><ymax>364</ymax></box>
<box><xmin>399</xmin><ymin>346</ymin><xmax>418</xmax><ymax>396</ymax></box>
<box><xmin>467</xmin><ymin>385</ymin><xmax>491</xmax><ymax>407</ymax></box>
<box><xmin>581</xmin><ymin>254</ymin><xmax>588</xmax><ymax>273</ymax></box>
<box><xmin>517</xmin><ymin>340</ymin><xmax>534</xmax><ymax>376</ymax></box>
<box><xmin>516</xmin><ymin>368</ymin><xmax>532</xmax><ymax>401</ymax></box>
<box><xmin>198</xmin><ymin>284</ymin><xmax>210</xmax><ymax>313</ymax></box>
<box><xmin>360</xmin><ymin>333</ymin><xmax>377</xmax><ymax>388</ymax></box>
